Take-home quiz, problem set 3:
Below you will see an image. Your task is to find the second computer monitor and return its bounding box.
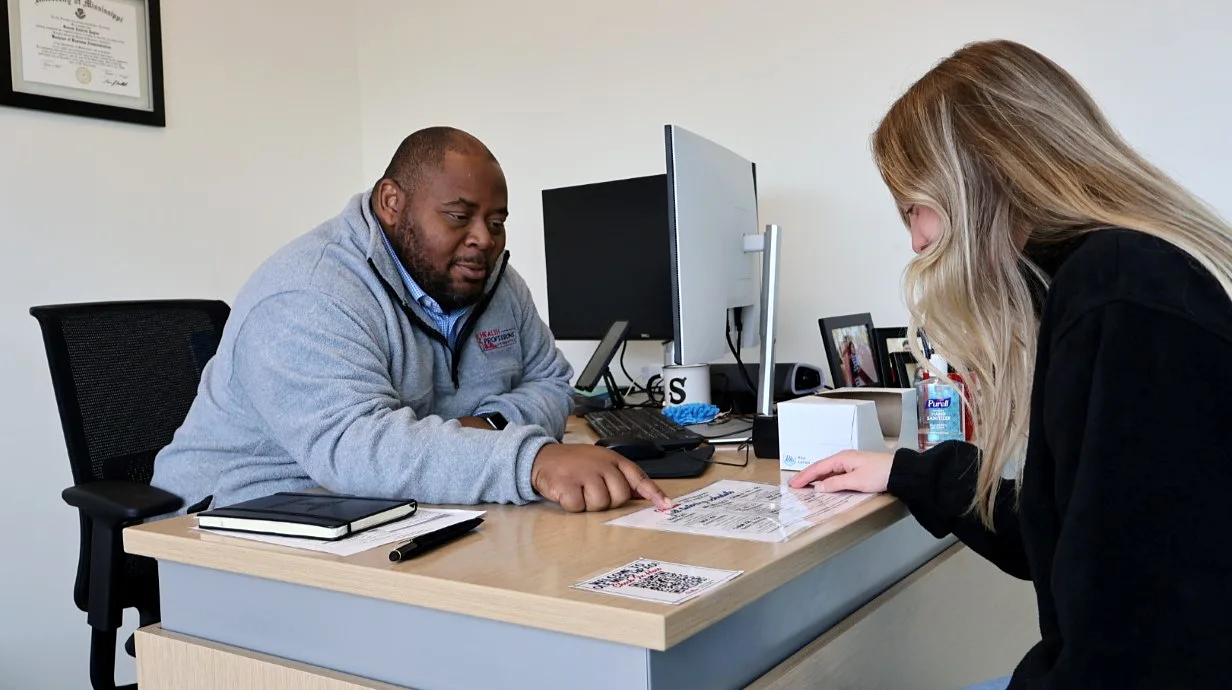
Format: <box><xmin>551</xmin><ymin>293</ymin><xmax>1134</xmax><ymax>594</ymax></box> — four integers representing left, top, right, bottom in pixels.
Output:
<box><xmin>542</xmin><ymin>175</ymin><xmax>674</xmax><ymax>341</ymax></box>
<box><xmin>665</xmin><ymin>124</ymin><xmax>761</xmax><ymax>366</ymax></box>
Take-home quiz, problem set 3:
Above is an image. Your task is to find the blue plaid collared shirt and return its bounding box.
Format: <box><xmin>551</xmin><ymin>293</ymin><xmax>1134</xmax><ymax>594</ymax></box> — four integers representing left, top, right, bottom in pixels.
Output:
<box><xmin>380</xmin><ymin>231</ymin><xmax>472</xmax><ymax>349</ymax></box>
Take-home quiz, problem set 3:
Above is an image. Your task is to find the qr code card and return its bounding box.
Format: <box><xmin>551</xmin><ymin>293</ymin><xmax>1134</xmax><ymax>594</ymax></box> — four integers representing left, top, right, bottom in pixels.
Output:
<box><xmin>572</xmin><ymin>559</ymin><xmax>742</xmax><ymax>605</ymax></box>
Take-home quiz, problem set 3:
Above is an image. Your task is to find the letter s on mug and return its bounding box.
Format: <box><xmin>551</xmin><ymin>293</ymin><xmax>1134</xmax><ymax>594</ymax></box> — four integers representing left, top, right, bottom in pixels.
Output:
<box><xmin>661</xmin><ymin>364</ymin><xmax>711</xmax><ymax>408</ymax></box>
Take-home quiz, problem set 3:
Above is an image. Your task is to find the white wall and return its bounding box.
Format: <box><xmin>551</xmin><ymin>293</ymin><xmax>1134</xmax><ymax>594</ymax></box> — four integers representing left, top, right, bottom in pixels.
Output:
<box><xmin>7</xmin><ymin>1</ymin><xmax>1232</xmax><ymax>686</ymax></box>
<box><xmin>0</xmin><ymin>2</ymin><xmax>362</xmax><ymax>687</ymax></box>
<box><xmin>356</xmin><ymin>0</ymin><xmax>1232</xmax><ymax>382</ymax></box>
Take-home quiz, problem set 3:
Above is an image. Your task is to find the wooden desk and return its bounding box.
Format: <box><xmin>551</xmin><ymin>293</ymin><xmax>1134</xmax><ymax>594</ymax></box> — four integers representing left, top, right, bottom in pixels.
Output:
<box><xmin>125</xmin><ymin>419</ymin><xmax>1036</xmax><ymax>689</ymax></box>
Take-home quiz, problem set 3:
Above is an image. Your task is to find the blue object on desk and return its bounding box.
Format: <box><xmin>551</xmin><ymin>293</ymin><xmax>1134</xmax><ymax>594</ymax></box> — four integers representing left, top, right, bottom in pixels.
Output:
<box><xmin>661</xmin><ymin>402</ymin><xmax>719</xmax><ymax>426</ymax></box>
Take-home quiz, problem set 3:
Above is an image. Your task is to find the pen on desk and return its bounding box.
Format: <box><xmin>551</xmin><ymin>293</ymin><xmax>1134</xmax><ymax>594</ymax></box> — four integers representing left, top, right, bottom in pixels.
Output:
<box><xmin>388</xmin><ymin>517</ymin><xmax>484</xmax><ymax>563</ymax></box>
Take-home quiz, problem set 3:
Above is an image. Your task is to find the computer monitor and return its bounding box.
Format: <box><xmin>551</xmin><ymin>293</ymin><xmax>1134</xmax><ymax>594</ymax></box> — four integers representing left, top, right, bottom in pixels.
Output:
<box><xmin>664</xmin><ymin>124</ymin><xmax>761</xmax><ymax>366</ymax></box>
<box><xmin>541</xmin><ymin>176</ymin><xmax>674</xmax><ymax>341</ymax></box>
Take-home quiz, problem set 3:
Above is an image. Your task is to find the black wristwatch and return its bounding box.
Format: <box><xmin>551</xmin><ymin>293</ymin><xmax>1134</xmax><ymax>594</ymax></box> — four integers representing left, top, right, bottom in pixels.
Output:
<box><xmin>477</xmin><ymin>412</ymin><xmax>508</xmax><ymax>430</ymax></box>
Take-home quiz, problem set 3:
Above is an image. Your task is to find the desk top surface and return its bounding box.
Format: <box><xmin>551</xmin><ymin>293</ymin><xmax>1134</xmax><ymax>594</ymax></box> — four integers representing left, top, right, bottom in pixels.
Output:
<box><xmin>125</xmin><ymin>418</ymin><xmax>905</xmax><ymax>651</ymax></box>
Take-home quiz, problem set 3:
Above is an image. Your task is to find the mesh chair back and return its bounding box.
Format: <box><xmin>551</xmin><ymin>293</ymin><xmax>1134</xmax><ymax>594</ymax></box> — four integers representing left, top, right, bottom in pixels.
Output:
<box><xmin>30</xmin><ymin>300</ymin><xmax>230</xmax><ymax>488</ymax></box>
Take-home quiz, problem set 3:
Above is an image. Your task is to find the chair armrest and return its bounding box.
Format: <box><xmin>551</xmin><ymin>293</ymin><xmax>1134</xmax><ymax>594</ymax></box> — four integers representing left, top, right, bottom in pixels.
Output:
<box><xmin>62</xmin><ymin>480</ymin><xmax>183</xmax><ymax>524</ymax></box>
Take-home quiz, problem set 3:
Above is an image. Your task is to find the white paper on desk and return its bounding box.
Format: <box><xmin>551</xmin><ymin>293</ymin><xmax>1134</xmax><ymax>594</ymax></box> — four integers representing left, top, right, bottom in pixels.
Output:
<box><xmin>605</xmin><ymin>479</ymin><xmax>875</xmax><ymax>543</ymax></box>
<box><xmin>572</xmin><ymin>559</ymin><xmax>742</xmax><ymax>605</ymax></box>
<box><xmin>194</xmin><ymin>508</ymin><xmax>485</xmax><ymax>557</ymax></box>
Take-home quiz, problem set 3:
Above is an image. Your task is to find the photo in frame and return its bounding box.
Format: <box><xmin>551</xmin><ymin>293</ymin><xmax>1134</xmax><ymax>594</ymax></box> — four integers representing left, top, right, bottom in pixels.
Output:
<box><xmin>1</xmin><ymin>0</ymin><xmax>164</xmax><ymax>126</ymax></box>
<box><xmin>818</xmin><ymin>313</ymin><xmax>884</xmax><ymax>389</ymax></box>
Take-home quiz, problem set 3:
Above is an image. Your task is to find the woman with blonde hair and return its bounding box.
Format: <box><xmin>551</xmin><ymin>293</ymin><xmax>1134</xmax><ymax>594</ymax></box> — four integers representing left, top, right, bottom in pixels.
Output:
<box><xmin>790</xmin><ymin>39</ymin><xmax>1232</xmax><ymax>688</ymax></box>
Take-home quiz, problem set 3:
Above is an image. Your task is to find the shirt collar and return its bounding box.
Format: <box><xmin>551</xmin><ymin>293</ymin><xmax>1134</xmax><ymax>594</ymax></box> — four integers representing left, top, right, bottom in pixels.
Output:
<box><xmin>1022</xmin><ymin>232</ymin><xmax>1093</xmax><ymax>314</ymax></box>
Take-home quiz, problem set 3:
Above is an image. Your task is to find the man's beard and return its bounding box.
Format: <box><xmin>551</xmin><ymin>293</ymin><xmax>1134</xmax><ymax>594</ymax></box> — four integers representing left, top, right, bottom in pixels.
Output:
<box><xmin>393</xmin><ymin>216</ymin><xmax>487</xmax><ymax>312</ymax></box>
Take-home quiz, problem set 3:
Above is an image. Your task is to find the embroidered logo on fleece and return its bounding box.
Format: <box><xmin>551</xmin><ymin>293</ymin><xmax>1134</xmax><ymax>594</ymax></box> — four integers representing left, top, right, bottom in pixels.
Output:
<box><xmin>476</xmin><ymin>327</ymin><xmax>517</xmax><ymax>352</ymax></box>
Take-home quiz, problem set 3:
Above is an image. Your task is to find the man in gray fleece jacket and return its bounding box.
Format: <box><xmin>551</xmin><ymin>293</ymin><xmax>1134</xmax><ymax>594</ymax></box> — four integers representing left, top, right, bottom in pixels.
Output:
<box><xmin>151</xmin><ymin>127</ymin><xmax>669</xmax><ymax>515</ymax></box>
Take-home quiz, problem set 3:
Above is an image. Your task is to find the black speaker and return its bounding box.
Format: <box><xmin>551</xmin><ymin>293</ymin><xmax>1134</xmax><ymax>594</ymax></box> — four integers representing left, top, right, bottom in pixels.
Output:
<box><xmin>709</xmin><ymin>362</ymin><xmax>825</xmax><ymax>414</ymax></box>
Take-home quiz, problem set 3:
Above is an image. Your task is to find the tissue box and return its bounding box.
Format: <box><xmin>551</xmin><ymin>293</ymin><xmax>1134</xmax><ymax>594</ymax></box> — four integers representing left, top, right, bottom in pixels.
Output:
<box><xmin>778</xmin><ymin>388</ymin><xmax>918</xmax><ymax>472</ymax></box>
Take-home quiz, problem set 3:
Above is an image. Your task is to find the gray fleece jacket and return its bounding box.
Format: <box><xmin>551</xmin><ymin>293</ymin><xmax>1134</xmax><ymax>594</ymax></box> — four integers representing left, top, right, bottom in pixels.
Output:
<box><xmin>149</xmin><ymin>189</ymin><xmax>574</xmax><ymax>513</ymax></box>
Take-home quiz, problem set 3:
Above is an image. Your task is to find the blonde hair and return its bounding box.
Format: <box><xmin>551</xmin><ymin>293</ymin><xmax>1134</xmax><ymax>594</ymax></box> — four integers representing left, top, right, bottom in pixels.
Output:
<box><xmin>872</xmin><ymin>39</ymin><xmax>1232</xmax><ymax>527</ymax></box>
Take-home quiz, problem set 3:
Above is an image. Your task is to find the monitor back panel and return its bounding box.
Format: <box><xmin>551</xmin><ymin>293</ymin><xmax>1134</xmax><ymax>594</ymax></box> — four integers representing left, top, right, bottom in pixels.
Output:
<box><xmin>542</xmin><ymin>174</ymin><xmax>674</xmax><ymax>341</ymax></box>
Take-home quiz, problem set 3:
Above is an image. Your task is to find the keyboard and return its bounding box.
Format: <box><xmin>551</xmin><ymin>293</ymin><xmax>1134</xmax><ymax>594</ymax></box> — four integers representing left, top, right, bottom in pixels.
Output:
<box><xmin>584</xmin><ymin>407</ymin><xmax>705</xmax><ymax>449</ymax></box>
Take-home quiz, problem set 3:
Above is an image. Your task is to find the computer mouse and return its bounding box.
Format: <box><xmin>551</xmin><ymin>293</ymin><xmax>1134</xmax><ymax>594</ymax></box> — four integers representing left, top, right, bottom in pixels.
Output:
<box><xmin>594</xmin><ymin>437</ymin><xmax>665</xmax><ymax>461</ymax></box>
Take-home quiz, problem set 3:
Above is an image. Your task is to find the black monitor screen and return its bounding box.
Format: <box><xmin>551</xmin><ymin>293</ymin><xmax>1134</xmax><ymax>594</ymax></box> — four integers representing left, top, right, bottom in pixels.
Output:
<box><xmin>575</xmin><ymin>321</ymin><xmax>631</xmax><ymax>391</ymax></box>
<box><xmin>542</xmin><ymin>175</ymin><xmax>674</xmax><ymax>341</ymax></box>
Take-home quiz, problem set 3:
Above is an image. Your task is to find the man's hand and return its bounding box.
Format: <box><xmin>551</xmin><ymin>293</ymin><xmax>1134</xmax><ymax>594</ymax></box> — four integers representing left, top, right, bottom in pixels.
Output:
<box><xmin>532</xmin><ymin>444</ymin><xmax>673</xmax><ymax>512</ymax></box>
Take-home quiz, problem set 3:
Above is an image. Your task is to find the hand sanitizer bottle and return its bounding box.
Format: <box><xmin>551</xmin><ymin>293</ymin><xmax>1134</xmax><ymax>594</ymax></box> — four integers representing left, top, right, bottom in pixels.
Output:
<box><xmin>916</xmin><ymin>354</ymin><xmax>966</xmax><ymax>450</ymax></box>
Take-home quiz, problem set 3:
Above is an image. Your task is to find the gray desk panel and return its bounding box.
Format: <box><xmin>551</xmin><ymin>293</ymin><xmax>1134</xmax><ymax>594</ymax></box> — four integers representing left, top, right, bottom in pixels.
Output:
<box><xmin>159</xmin><ymin>562</ymin><xmax>650</xmax><ymax>690</ymax></box>
<box><xmin>158</xmin><ymin>516</ymin><xmax>950</xmax><ymax>690</ymax></box>
<box><xmin>649</xmin><ymin>517</ymin><xmax>951</xmax><ymax>689</ymax></box>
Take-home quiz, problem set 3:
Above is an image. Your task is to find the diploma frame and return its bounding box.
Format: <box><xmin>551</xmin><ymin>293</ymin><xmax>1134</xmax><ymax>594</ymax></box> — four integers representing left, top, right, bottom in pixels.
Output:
<box><xmin>1</xmin><ymin>0</ymin><xmax>164</xmax><ymax>126</ymax></box>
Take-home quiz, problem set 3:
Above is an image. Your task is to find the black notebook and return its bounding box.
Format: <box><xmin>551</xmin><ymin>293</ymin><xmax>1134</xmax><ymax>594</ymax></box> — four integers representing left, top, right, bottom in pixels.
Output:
<box><xmin>196</xmin><ymin>492</ymin><xmax>417</xmax><ymax>540</ymax></box>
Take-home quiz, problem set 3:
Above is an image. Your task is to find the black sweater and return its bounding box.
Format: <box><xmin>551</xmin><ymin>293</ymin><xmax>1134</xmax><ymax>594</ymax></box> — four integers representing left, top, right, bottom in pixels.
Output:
<box><xmin>888</xmin><ymin>228</ymin><xmax>1232</xmax><ymax>689</ymax></box>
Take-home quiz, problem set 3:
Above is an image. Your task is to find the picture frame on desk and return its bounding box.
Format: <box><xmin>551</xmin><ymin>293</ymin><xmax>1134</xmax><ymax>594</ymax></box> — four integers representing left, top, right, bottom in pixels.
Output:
<box><xmin>874</xmin><ymin>326</ymin><xmax>913</xmax><ymax>387</ymax></box>
<box><xmin>818</xmin><ymin>313</ymin><xmax>884</xmax><ymax>389</ymax></box>
<box><xmin>1</xmin><ymin>0</ymin><xmax>165</xmax><ymax>126</ymax></box>
<box><xmin>889</xmin><ymin>351</ymin><xmax>920</xmax><ymax>389</ymax></box>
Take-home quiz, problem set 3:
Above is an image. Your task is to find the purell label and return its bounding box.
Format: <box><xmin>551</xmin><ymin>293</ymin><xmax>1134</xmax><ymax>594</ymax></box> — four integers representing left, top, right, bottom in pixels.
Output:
<box><xmin>925</xmin><ymin>398</ymin><xmax>952</xmax><ymax>409</ymax></box>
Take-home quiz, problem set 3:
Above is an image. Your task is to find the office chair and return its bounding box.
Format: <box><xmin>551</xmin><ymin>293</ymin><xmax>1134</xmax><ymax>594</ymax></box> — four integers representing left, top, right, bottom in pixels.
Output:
<box><xmin>29</xmin><ymin>299</ymin><xmax>230</xmax><ymax>690</ymax></box>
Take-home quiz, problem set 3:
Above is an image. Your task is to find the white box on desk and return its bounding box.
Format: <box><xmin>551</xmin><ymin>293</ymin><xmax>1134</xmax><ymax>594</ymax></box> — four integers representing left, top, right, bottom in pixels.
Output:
<box><xmin>778</xmin><ymin>388</ymin><xmax>918</xmax><ymax>473</ymax></box>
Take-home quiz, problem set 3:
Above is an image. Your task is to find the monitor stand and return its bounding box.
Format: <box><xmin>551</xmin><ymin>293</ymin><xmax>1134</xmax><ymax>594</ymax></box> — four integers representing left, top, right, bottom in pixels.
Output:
<box><xmin>749</xmin><ymin>224</ymin><xmax>782</xmax><ymax>458</ymax></box>
<box><xmin>656</xmin><ymin>223</ymin><xmax>781</xmax><ymax>457</ymax></box>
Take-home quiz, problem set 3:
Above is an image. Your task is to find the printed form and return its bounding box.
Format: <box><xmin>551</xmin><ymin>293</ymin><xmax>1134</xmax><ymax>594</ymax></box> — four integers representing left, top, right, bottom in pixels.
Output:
<box><xmin>606</xmin><ymin>479</ymin><xmax>875</xmax><ymax>543</ymax></box>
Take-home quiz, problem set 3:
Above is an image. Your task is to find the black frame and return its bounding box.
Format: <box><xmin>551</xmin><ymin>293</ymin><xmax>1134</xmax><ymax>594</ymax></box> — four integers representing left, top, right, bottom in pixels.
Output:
<box><xmin>874</xmin><ymin>326</ymin><xmax>910</xmax><ymax>387</ymax></box>
<box><xmin>889</xmin><ymin>350</ymin><xmax>919</xmax><ymax>389</ymax></box>
<box><xmin>818</xmin><ymin>313</ymin><xmax>884</xmax><ymax>389</ymax></box>
<box><xmin>0</xmin><ymin>0</ymin><xmax>165</xmax><ymax>126</ymax></box>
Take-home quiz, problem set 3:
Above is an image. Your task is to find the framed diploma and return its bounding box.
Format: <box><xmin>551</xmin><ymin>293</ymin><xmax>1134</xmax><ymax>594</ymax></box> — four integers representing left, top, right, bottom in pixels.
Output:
<box><xmin>1</xmin><ymin>0</ymin><xmax>164</xmax><ymax>126</ymax></box>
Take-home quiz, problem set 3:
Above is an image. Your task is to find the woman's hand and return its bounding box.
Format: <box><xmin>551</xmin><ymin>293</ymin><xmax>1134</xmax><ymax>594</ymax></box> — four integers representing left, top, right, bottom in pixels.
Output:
<box><xmin>787</xmin><ymin>450</ymin><xmax>895</xmax><ymax>493</ymax></box>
